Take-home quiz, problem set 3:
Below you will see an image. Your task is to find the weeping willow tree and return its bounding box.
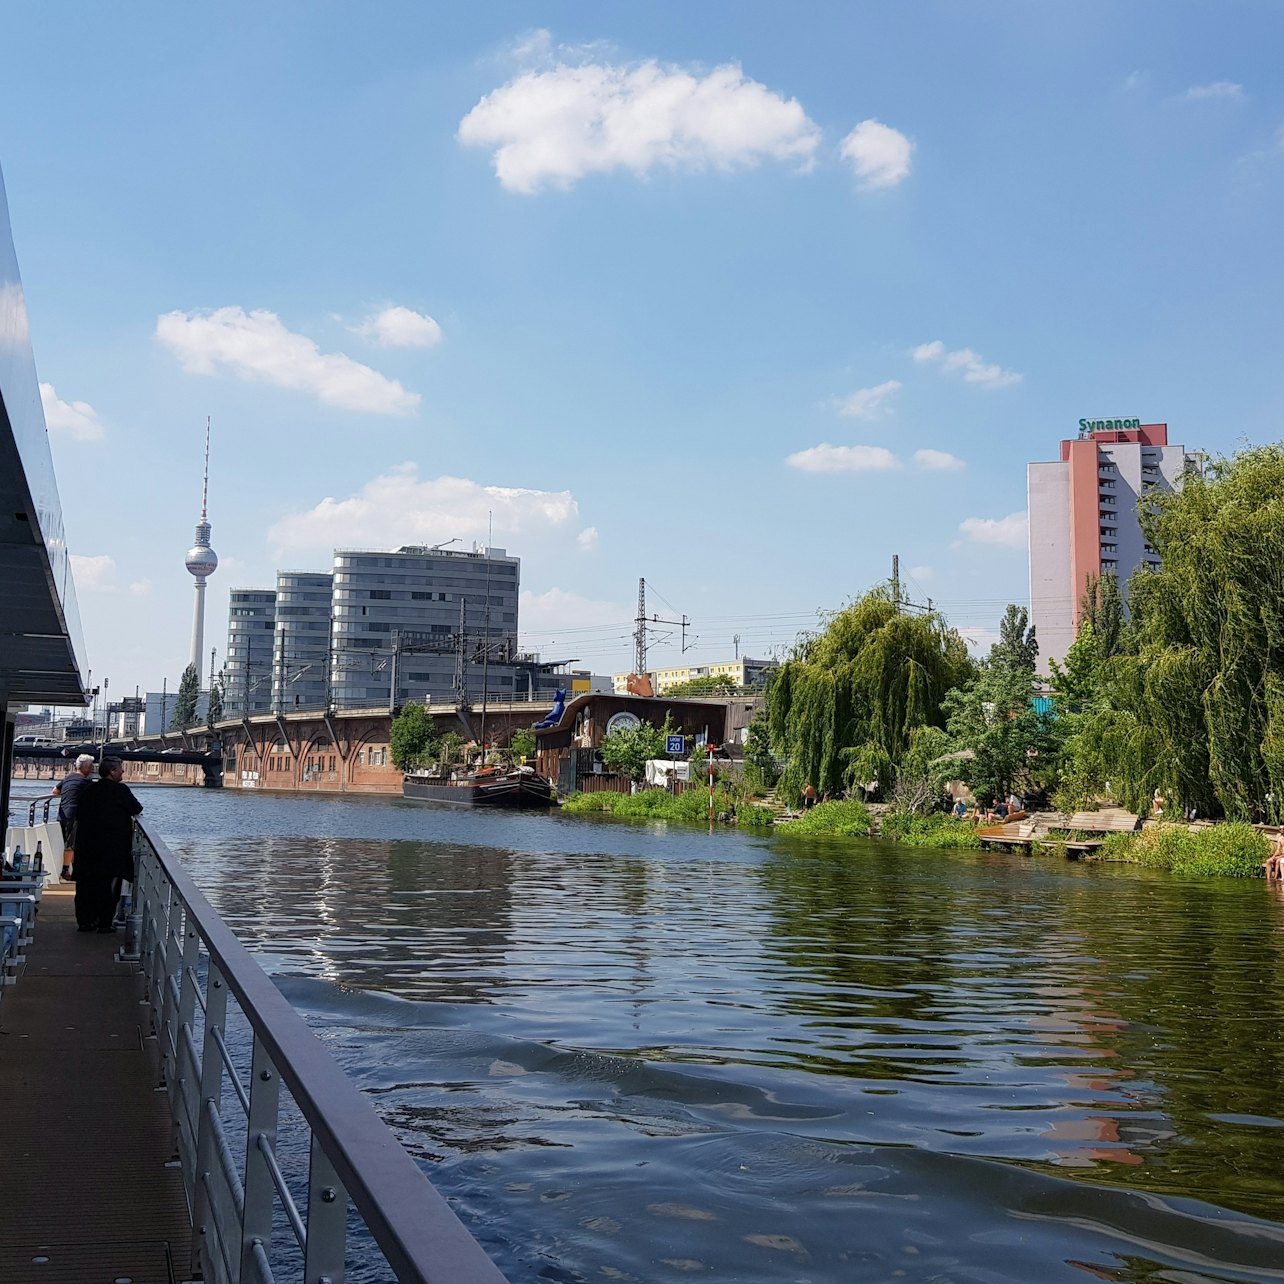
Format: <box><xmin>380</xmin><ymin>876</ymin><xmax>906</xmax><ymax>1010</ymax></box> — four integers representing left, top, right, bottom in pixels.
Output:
<box><xmin>1064</xmin><ymin>445</ymin><xmax>1284</xmax><ymax>820</ymax></box>
<box><xmin>767</xmin><ymin>586</ymin><xmax>973</xmax><ymax>803</ymax></box>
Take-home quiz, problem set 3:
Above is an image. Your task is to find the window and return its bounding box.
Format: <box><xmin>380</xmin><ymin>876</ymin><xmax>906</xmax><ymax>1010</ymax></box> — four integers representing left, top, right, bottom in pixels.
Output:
<box><xmin>370</xmin><ymin>590</ymin><xmax>392</xmax><ymax>600</ymax></box>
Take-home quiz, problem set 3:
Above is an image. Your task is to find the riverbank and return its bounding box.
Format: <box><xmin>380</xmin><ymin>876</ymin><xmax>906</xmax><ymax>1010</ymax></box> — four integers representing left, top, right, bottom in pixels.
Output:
<box><xmin>1084</xmin><ymin>821</ymin><xmax>1270</xmax><ymax>877</ymax></box>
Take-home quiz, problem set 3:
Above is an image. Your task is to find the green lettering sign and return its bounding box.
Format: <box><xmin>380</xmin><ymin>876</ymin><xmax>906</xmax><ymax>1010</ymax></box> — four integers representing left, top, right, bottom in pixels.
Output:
<box><xmin>1079</xmin><ymin>417</ymin><xmax>1141</xmax><ymax>434</ymax></box>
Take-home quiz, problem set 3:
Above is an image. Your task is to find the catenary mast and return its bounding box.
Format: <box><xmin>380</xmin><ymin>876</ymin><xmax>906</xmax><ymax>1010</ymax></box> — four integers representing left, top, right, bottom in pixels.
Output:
<box><xmin>184</xmin><ymin>418</ymin><xmax>218</xmax><ymax>684</ymax></box>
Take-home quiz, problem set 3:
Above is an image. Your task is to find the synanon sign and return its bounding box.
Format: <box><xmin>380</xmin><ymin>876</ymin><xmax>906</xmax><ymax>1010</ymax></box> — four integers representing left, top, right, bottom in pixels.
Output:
<box><xmin>1079</xmin><ymin>417</ymin><xmax>1142</xmax><ymax>433</ymax></box>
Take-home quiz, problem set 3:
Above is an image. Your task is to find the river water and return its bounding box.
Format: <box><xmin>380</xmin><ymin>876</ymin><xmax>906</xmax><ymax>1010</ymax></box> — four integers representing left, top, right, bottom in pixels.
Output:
<box><xmin>21</xmin><ymin>783</ymin><xmax>1284</xmax><ymax>1282</ymax></box>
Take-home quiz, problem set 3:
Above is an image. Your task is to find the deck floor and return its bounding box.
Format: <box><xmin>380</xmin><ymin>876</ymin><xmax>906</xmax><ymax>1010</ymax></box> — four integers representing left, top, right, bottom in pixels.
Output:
<box><xmin>0</xmin><ymin>885</ymin><xmax>193</xmax><ymax>1283</ymax></box>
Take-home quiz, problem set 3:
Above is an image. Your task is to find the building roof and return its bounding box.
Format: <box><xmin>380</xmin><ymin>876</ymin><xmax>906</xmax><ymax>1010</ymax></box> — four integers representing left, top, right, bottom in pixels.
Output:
<box><xmin>0</xmin><ymin>164</ymin><xmax>88</xmax><ymax>706</ymax></box>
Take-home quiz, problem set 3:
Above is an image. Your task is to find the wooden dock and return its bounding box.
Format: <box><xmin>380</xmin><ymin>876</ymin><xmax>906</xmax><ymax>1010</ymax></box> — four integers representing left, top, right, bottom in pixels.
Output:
<box><xmin>0</xmin><ymin>885</ymin><xmax>193</xmax><ymax>1284</ymax></box>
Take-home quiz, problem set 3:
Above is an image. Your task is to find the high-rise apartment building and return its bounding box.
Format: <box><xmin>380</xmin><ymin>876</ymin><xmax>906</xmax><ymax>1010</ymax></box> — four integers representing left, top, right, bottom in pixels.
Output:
<box><xmin>329</xmin><ymin>545</ymin><xmax>521</xmax><ymax>707</ymax></box>
<box><xmin>1028</xmin><ymin>420</ymin><xmax>1195</xmax><ymax>670</ymax></box>
<box><xmin>224</xmin><ymin>588</ymin><xmax>277</xmax><ymax>715</ymax></box>
<box><xmin>272</xmin><ymin>571</ymin><xmax>333</xmax><ymax>712</ymax></box>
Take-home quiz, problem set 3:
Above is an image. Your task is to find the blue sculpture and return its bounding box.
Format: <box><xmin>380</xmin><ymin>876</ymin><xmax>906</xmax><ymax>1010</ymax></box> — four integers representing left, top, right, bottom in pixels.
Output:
<box><xmin>534</xmin><ymin>688</ymin><xmax>568</xmax><ymax>730</ymax></box>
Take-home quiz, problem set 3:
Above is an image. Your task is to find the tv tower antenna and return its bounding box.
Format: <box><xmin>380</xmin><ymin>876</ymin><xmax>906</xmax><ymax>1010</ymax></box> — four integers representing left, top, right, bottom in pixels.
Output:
<box><xmin>184</xmin><ymin>417</ymin><xmax>219</xmax><ymax>684</ymax></box>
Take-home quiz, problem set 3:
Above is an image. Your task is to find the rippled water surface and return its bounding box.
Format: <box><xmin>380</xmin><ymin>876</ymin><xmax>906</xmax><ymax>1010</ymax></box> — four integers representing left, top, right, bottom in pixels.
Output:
<box><xmin>38</xmin><ymin>784</ymin><xmax>1284</xmax><ymax>1281</ymax></box>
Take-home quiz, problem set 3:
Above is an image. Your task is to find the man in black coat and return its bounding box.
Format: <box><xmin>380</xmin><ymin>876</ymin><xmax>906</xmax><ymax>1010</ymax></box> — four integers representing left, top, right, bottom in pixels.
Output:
<box><xmin>72</xmin><ymin>757</ymin><xmax>143</xmax><ymax>933</ymax></box>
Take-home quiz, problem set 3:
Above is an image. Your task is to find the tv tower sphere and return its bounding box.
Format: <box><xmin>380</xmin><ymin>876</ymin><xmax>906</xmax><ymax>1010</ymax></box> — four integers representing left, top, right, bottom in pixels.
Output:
<box><xmin>186</xmin><ymin>524</ymin><xmax>218</xmax><ymax>578</ymax></box>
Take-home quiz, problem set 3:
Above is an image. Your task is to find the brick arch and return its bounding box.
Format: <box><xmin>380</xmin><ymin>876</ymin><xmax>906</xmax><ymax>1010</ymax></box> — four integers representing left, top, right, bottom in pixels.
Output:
<box><xmin>298</xmin><ymin>734</ymin><xmax>339</xmax><ymax>790</ymax></box>
<box><xmin>349</xmin><ymin>731</ymin><xmax>400</xmax><ymax>794</ymax></box>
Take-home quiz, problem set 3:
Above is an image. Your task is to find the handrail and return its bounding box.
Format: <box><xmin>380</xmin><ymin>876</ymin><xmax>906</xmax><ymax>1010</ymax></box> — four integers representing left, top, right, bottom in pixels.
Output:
<box><xmin>132</xmin><ymin>818</ymin><xmax>508</xmax><ymax>1284</ymax></box>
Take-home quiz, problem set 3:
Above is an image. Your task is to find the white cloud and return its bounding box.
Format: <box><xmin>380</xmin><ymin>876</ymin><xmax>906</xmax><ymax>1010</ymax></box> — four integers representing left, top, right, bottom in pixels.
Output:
<box><xmin>914</xmin><ymin>448</ymin><xmax>965</xmax><ymax>471</ymax></box>
<box><xmin>835</xmin><ymin>380</ymin><xmax>901</xmax><ymax>420</ymax></box>
<box><xmin>786</xmin><ymin>443</ymin><xmax>900</xmax><ymax>473</ymax></box>
<box><xmin>40</xmin><ymin>382</ymin><xmax>106</xmax><ymax>441</ymax></box>
<box><xmin>267</xmin><ymin>464</ymin><xmax>580</xmax><ymax>556</ymax></box>
<box><xmin>458</xmin><ymin>56</ymin><xmax>820</xmax><ymax>193</ymax></box>
<box><xmin>156</xmin><ymin>307</ymin><xmax>419</xmax><ymax>416</ymax></box>
<box><xmin>958</xmin><ymin>511</ymin><xmax>1028</xmax><ymax>548</ymax></box>
<box><xmin>1123</xmin><ymin>70</ymin><xmax>1147</xmax><ymax>92</ymax></box>
<box><xmin>912</xmin><ymin>340</ymin><xmax>1022</xmax><ymax>389</ymax></box>
<box><xmin>839</xmin><ymin>119</ymin><xmax>913</xmax><ymax>189</ymax></box>
<box><xmin>357</xmin><ymin>305</ymin><xmax>443</xmax><ymax>349</ymax></box>
<box><xmin>70</xmin><ymin>553</ymin><xmax>117</xmax><ymax>591</ymax></box>
<box><xmin>128</xmin><ymin>579</ymin><xmax>152</xmax><ymax>596</ymax></box>
<box><xmin>518</xmin><ymin>586</ymin><xmax>634</xmax><ymax>653</ymax></box>
<box><xmin>577</xmin><ymin>527</ymin><xmax>599</xmax><ymax>551</ymax></box>
<box><xmin>908</xmin><ymin>565</ymin><xmax>934</xmax><ymax>582</ymax></box>
<box><xmin>1184</xmin><ymin>81</ymin><xmax>1245</xmax><ymax>102</ymax></box>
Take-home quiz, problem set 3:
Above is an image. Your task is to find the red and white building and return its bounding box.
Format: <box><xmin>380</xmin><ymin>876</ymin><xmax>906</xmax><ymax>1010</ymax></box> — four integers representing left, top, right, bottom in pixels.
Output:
<box><xmin>1027</xmin><ymin>421</ymin><xmax>1197</xmax><ymax>671</ymax></box>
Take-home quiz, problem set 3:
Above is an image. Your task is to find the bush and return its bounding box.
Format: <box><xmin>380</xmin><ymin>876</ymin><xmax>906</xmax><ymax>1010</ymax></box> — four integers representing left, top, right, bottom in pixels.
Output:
<box><xmin>1089</xmin><ymin>822</ymin><xmax>1268</xmax><ymax>877</ymax></box>
<box><xmin>879</xmin><ymin>811</ymin><xmax>982</xmax><ymax>849</ymax></box>
<box><xmin>561</xmin><ymin>785</ymin><xmax>760</xmax><ymax>827</ymax></box>
<box><xmin>778</xmin><ymin>799</ymin><xmax>872</xmax><ymax>837</ymax></box>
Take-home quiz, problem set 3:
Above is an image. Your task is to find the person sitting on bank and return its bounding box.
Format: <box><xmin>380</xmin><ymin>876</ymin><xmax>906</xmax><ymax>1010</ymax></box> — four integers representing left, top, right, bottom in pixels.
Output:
<box><xmin>1265</xmin><ymin>830</ymin><xmax>1284</xmax><ymax>883</ymax></box>
<box><xmin>1152</xmin><ymin>787</ymin><xmax>1166</xmax><ymax>819</ymax></box>
<box><xmin>951</xmin><ymin>799</ymin><xmax>968</xmax><ymax>820</ymax></box>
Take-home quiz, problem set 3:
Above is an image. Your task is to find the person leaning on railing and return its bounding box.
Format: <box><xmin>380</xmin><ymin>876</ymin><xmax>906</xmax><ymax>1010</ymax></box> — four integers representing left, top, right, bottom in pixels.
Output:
<box><xmin>72</xmin><ymin>757</ymin><xmax>143</xmax><ymax>933</ymax></box>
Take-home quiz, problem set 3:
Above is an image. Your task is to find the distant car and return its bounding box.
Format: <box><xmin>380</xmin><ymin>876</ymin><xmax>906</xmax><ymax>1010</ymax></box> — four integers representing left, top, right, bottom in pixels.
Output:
<box><xmin>14</xmin><ymin>734</ymin><xmax>56</xmax><ymax>747</ymax></box>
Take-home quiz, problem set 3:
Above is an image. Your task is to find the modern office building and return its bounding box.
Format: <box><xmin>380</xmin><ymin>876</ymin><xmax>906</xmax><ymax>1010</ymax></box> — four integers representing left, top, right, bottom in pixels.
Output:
<box><xmin>1028</xmin><ymin>420</ymin><xmax>1196</xmax><ymax>671</ymax></box>
<box><xmin>329</xmin><ymin>545</ymin><xmax>521</xmax><ymax>708</ymax></box>
<box><xmin>224</xmin><ymin>588</ymin><xmax>278</xmax><ymax>716</ymax></box>
<box><xmin>272</xmin><ymin>571</ymin><xmax>333</xmax><ymax>712</ymax></box>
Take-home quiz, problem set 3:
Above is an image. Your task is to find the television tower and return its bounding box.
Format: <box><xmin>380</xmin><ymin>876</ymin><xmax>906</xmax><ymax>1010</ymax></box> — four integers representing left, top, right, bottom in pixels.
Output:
<box><xmin>184</xmin><ymin>418</ymin><xmax>218</xmax><ymax>684</ymax></box>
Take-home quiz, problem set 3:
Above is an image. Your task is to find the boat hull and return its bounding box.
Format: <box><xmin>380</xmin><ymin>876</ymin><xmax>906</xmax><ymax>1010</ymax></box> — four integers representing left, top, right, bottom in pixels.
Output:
<box><xmin>402</xmin><ymin>773</ymin><xmax>556</xmax><ymax>809</ymax></box>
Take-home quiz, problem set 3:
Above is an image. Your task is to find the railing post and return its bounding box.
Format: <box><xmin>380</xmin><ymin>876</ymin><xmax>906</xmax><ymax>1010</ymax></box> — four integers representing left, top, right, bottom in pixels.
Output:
<box><xmin>193</xmin><ymin>961</ymin><xmax>228</xmax><ymax>1279</ymax></box>
<box><xmin>158</xmin><ymin>889</ymin><xmax>185</xmax><ymax>1089</ymax></box>
<box><xmin>240</xmin><ymin>1035</ymin><xmax>281</xmax><ymax>1280</ymax></box>
<box><xmin>304</xmin><ymin>1135</ymin><xmax>348</xmax><ymax>1284</ymax></box>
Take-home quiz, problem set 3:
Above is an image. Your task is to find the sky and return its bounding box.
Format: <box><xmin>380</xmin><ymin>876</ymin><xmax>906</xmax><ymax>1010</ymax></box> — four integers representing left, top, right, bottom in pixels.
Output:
<box><xmin>4</xmin><ymin>1</ymin><xmax>1283</xmax><ymax>700</ymax></box>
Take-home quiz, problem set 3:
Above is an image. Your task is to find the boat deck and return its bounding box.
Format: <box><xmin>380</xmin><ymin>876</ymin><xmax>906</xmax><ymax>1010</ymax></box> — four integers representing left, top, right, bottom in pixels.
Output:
<box><xmin>0</xmin><ymin>885</ymin><xmax>193</xmax><ymax>1283</ymax></box>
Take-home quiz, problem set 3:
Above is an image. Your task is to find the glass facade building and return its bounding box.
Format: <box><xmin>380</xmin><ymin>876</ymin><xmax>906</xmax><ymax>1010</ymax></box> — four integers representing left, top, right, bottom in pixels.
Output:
<box><xmin>224</xmin><ymin>589</ymin><xmax>277</xmax><ymax>715</ymax></box>
<box><xmin>272</xmin><ymin>571</ymin><xmax>333</xmax><ymax>713</ymax></box>
<box><xmin>329</xmin><ymin>545</ymin><xmax>520</xmax><ymax>708</ymax></box>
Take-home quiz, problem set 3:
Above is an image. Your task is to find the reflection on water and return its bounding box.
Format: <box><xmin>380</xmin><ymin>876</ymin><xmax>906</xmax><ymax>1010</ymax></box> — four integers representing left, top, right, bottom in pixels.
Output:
<box><xmin>29</xmin><ymin>783</ymin><xmax>1284</xmax><ymax>1283</ymax></box>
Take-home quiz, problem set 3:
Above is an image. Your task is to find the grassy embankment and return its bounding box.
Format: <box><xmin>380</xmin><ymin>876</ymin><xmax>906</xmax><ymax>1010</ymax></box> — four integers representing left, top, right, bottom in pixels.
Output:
<box><xmin>1083</xmin><ymin>822</ymin><xmax>1269</xmax><ymax>877</ymax></box>
<box><xmin>775</xmin><ymin>799</ymin><xmax>876</xmax><ymax>837</ymax></box>
<box><xmin>562</xmin><ymin>787</ymin><xmax>776</xmax><ymax>828</ymax></box>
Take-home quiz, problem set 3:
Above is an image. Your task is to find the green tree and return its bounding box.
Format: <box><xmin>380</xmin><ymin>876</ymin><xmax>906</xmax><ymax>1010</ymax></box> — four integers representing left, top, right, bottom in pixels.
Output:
<box><xmin>662</xmin><ymin>674</ymin><xmax>737</xmax><ymax>697</ymax></box>
<box><xmin>767</xmin><ymin>586</ymin><xmax>973</xmax><ymax>804</ymax></box>
<box><xmin>510</xmin><ymin>727</ymin><xmax>536</xmax><ymax>761</ymax></box>
<box><xmin>206</xmin><ymin>676</ymin><xmax>224</xmax><ymax>728</ymax></box>
<box><xmin>600</xmin><ymin>717</ymin><xmax>670</xmax><ymax>782</ymax></box>
<box><xmin>1079</xmin><ymin>572</ymin><xmax>1124</xmax><ymax>661</ymax></box>
<box><xmin>943</xmin><ymin>660</ymin><xmax>1047</xmax><ymax>803</ymax></box>
<box><xmin>990</xmin><ymin>604</ymin><xmax>1038</xmax><ymax>672</ymax></box>
<box><xmin>171</xmin><ymin>663</ymin><xmax>200</xmax><ymax>729</ymax></box>
<box><xmin>1048</xmin><ymin>619</ymin><xmax>1101</xmax><ymax>711</ymax></box>
<box><xmin>390</xmin><ymin>703</ymin><xmax>439</xmax><ymax>771</ymax></box>
<box><xmin>1058</xmin><ymin>446</ymin><xmax>1284</xmax><ymax>820</ymax></box>
<box><xmin>742</xmin><ymin>710</ymin><xmax>780</xmax><ymax>790</ymax></box>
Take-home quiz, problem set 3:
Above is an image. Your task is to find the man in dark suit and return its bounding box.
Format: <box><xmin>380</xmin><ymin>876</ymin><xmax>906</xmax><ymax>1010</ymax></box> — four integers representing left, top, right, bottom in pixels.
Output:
<box><xmin>72</xmin><ymin>757</ymin><xmax>143</xmax><ymax>933</ymax></box>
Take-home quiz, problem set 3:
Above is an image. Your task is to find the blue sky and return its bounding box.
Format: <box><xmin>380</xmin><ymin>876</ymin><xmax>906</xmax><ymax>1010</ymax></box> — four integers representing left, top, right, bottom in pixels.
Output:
<box><xmin>4</xmin><ymin>2</ymin><xmax>1282</xmax><ymax>697</ymax></box>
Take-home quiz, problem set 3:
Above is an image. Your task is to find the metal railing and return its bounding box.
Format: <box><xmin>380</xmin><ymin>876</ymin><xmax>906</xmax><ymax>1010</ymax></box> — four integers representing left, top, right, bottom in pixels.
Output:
<box><xmin>129</xmin><ymin>819</ymin><xmax>509</xmax><ymax>1284</ymax></box>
